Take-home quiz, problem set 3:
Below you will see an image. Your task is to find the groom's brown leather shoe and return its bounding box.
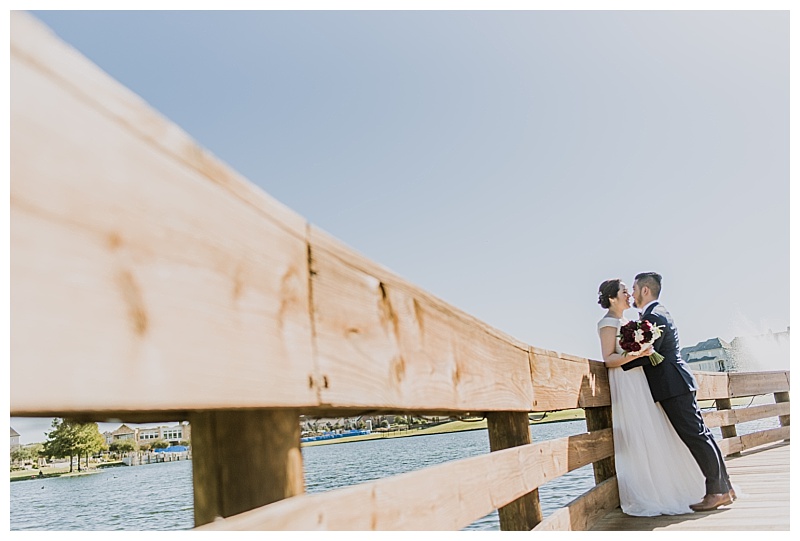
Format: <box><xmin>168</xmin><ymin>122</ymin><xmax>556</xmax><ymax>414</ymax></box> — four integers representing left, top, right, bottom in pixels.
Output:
<box><xmin>690</xmin><ymin>492</ymin><xmax>734</xmax><ymax>511</ymax></box>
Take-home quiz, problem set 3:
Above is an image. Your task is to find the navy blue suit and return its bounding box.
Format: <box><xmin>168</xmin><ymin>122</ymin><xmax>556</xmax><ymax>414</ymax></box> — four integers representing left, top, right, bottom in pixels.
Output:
<box><xmin>621</xmin><ymin>302</ymin><xmax>731</xmax><ymax>495</ymax></box>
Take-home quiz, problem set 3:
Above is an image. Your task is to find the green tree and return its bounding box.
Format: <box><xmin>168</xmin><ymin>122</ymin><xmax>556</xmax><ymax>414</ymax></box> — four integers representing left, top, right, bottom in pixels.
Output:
<box><xmin>152</xmin><ymin>439</ymin><xmax>170</xmax><ymax>450</ymax></box>
<box><xmin>178</xmin><ymin>440</ymin><xmax>190</xmax><ymax>447</ymax></box>
<box><xmin>10</xmin><ymin>446</ymin><xmax>31</xmax><ymax>465</ymax></box>
<box><xmin>41</xmin><ymin>420</ymin><xmax>105</xmax><ymax>472</ymax></box>
<box><xmin>75</xmin><ymin>423</ymin><xmax>106</xmax><ymax>470</ymax></box>
<box><xmin>109</xmin><ymin>439</ymin><xmax>136</xmax><ymax>457</ymax></box>
<box><xmin>23</xmin><ymin>443</ymin><xmax>45</xmax><ymax>468</ymax></box>
<box><xmin>42</xmin><ymin>418</ymin><xmax>81</xmax><ymax>473</ymax></box>
<box><xmin>29</xmin><ymin>442</ymin><xmax>44</xmax><ymax>456</ymax></box>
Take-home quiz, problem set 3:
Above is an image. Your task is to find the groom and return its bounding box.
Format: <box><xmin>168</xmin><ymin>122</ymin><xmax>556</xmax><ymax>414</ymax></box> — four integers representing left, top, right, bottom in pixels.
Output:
<box><xmin>621</xmin><ymin>272</ymin><xmax>735</xmax><ymax>511</ymax></box>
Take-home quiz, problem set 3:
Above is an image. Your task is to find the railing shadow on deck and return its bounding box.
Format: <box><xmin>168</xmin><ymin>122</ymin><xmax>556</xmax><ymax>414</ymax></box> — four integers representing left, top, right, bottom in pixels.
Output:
<box><xmin>9</xmin><ymin>11</ymin><xmax>790</xmax><ymax>532</ymax></box>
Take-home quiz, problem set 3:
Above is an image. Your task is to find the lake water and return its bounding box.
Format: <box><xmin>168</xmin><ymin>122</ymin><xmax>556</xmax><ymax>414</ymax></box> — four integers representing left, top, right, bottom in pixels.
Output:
<box><xmin>9</xmin><ymin>416</ymin><xmax>780</xmax><ymax>531</ymax></box>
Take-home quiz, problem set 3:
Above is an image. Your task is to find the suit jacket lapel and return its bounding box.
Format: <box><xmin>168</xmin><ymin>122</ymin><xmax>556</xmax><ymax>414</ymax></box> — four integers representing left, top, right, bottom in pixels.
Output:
<box><xmin>643</xmin><ymin>301</ymin><xmax>659</xmax><ymax>317</ymax></box>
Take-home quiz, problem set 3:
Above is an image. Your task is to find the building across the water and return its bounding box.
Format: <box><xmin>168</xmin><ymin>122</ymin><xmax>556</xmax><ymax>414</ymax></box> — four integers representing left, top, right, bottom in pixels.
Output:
<box><xmin>683</xmin><ymin>327</ymin><xmax>789</xmax><ymax>372</ymax></box>
<box><xmin>10</xmin><ymin>427</ymin><xmax>21</xmax><ymax>451</ymax></box>
<box><xmin>103</xmin><ymin>422</ymin><xmax>191</xmax><ymax>447</ymax></box>
<box><xmin>682</xmin><ymin>337</ymin><xmax>734</xmax><ymax>372</ymax></box>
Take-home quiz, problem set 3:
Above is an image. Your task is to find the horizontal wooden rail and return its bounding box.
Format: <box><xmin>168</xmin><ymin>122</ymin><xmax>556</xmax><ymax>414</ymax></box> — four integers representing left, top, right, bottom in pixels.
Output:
<box><xmin>695</xmin><ymin>370</ymin><xmax>791</xmax><ymax>458</ymax></box>
<box><xmin>195</xmin><ymin>429</ymin><xmax>613</xmax><ymax>531</ymax></box>
<box><xmin>702</xmin><ymin>402</ymin><xmax>790</xmax><ymax>429</ymax></box>
<box><xmin>533</xmin><ymin>477</ymin><xmax>619</xmax><ymax>531</ymax></box>
<box><xmin>717</xmin><ymin>426</ymin><xmax>790</xmax><ymax>456</ymax></box>
<box><xmin>692</xmin><ymin>370</ymin><xmax>790</xmax><ymax>401</ymax></box>
<box><xmin>728</xmin><ymin>371</ymin><xmax>790</xmax><ymax>397</ymax></box>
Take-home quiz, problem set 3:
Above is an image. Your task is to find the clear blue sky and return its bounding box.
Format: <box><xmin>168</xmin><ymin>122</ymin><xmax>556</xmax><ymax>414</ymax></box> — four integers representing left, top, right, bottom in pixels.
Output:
<box><xmin>11</xmin><ymin>9</ymin><xmax>790</xmax><ymax>443</ymax></box>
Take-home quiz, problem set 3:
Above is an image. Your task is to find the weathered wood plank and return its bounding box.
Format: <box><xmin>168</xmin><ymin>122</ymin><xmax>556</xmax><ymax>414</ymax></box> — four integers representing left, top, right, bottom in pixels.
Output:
<box><xmin>191</xmin><ymin>410</ymin><xmax>305</xmax><ymax>526</ymax></box>
<box><xmin>702</xmin><ymin>402</ymin><xmax>790</xmax><ymax>428</ymax></box>
<box><xmin>309</xmin><ymin>226</ymin><xmax>533</xmax><ymax>411</ymax></box>
<box><xmin>486</xmin><ymin>412</ymin><xmax>542</xmax><ymax>530</ymax></box>
<box><xmin>11</xmin><ymin>12</ymin><xmax>319</xmax><ymax>416</ymax></box>
<box><xmin>196</xmin><ymin>429</ymin><xmax>613</xmax><ymax>530</ymax></box>
<box><xmin>728</xmin><ymin>371</ymin><xmax>790</xmax><ymax>397</ymax></box>
<box><xmin>740</xmin><ymin>426</ymin><xmax>790</xmax><ymax>451</ymax></box>
<box><xmin>530</xmin><ymin>351</ymin><xmax>611</xmax><ymax>411</ymax></box>
<box><xmin>717</xmin><ymin>426</ymin><xmax>790</xmax><ymax>456</ymax></box>
<box><xmin>694</xmin><ymin>371</ymin><xmax>730</xmax><ymax>400</ymax></box>
<box><xmin>533</xmin><ymin>476</ymin><xmax>619</xmax><ymax>531</ymax></box>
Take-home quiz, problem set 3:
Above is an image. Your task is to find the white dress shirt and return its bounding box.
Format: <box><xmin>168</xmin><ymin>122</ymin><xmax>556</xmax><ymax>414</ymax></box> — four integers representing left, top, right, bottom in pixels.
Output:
<box><xmin>639</xmin><ymin>300</ymin><xmax>659</xmax><ymax>316</ymax></box>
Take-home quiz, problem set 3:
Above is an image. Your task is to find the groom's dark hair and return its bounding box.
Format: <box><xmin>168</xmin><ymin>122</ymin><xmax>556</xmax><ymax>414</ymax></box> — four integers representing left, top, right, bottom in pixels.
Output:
<box><xmin>635</xmin><ymin>272</ymin><xmax>662</xmax><ymax>298</ymax></box>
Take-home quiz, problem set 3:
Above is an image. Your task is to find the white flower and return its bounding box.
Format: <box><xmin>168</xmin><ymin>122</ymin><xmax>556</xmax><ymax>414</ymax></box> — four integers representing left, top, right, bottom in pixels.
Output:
<box><xmin>634</xmin><ymin>329</ymin><xmax>645</xmax><ymax>343</ymax></box>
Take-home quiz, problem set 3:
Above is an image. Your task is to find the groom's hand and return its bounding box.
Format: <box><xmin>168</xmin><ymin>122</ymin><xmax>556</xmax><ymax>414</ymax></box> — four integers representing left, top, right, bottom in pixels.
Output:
<box><xmin>620</xmin><ymin>353</ymin><xmax>650</xmax><ymax>371</ymax></box>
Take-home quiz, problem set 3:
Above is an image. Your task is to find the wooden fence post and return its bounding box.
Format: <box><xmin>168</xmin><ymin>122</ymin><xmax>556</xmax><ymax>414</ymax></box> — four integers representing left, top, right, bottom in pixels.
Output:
<box><xmin>774</xmin><ymin>391</ymin><xmax>790</xmax><ymax>441</ymax></box>
<box><xmin>486</xmin><ymin>412</ymin><xmax>543</xmax><ymax>530</ymax></box>
<box><xmin>190</xmin><ymin>409</ymin><xmax>305</xmax><ymax>527</ymax></box>
<box><xmin>584</xmin><ymin>406</ymin><xmax>615</xmax><ymax>483</ymax></box>
<box><xmin>715</xmin><ymin>398</ymin><xmax>740</xmax><ymax>457</ymax></box>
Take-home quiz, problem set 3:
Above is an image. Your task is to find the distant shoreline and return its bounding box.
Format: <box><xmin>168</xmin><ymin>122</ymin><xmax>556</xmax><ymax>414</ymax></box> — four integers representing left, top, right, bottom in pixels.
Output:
<box><xmin>301</xmin><ymin>409</ymin><xmax>587</xmax><ymax>448</ymax></box>
<box><xmin>11</xmin><ymin>469</ymin><xmax>101</xmax><ymax>482</ymax></box>
<box><xmin>300</xmin><ymin>397</ymin><xmax>754</xmax><ymax>448</ymax></box>
<box><xmin>10</xmin><ymin>462</ymin><xmax>126</xmax><ymax>482</ymax></box>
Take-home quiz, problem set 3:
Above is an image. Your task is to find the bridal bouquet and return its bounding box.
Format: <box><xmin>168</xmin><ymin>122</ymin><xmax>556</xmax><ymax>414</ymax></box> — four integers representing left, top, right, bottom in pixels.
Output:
<box><xmin>618</xmin><ymin>319</ymin><xmax>665</xmax><ymax>366</ymax></box>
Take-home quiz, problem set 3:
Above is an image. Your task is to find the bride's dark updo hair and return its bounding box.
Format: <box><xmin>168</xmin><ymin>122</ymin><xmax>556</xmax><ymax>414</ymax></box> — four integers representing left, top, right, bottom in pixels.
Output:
<box><xmin>598</xmin><ymin>279</ymin><xmax>621</xmax><ymax>309</ymax></box>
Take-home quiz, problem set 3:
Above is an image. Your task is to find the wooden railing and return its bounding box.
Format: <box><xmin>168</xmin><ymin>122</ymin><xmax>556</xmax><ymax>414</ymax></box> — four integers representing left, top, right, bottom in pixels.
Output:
<box><xmin>10</xmin><ymin>12</ymin><xmax>790</xmax><ymax>532</ymax></box>
<box><xmin>694</xmin><ymin>370</ymin><xmax>790</xmax><ymax>457</ymax></box>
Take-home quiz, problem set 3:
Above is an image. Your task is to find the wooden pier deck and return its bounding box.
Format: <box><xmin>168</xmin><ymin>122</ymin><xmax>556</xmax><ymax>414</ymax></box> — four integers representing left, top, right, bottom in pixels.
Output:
<box><xmin>591</xmin><ymin>441</ymin><xmax>790</xmax><ymax>531</ymax></box>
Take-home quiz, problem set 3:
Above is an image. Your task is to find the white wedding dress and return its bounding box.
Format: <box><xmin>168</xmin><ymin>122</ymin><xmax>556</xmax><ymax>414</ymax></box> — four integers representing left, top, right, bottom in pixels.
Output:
<box><xmin>598</xmin><ymin>316</ymin><xmax>705</xmax><ymax>516</ymax></box>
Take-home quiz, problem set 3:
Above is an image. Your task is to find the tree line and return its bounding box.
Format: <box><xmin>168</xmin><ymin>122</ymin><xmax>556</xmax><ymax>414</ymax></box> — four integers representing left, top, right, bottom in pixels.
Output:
<box><xmin>12</xmin><ymin>419</ymin><xmax>189</xmax><ymax>473</ymax></box>
<box><xmin>41</xmin><ymin>419</ymin><xmax>106</xmax><ymax>473</ymax></box>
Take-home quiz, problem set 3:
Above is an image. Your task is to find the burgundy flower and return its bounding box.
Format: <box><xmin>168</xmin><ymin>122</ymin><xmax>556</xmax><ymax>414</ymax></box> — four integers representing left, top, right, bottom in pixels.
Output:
<box><xmin>614</xmin><ymin>318</ymin><xmax>664</xmax><ymax>366</ymax></box>
<box><xmin>620</xmin><ymin>323</ymin><xmax>637</xmax><ymax>340</ymax></box>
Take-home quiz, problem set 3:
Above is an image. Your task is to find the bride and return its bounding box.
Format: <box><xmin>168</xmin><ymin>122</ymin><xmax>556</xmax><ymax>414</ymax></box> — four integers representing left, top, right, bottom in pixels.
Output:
<box><xmin>597</xmin><ymin>278</ymin><xmax>705</xmax><ymax>516</ymax></box>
